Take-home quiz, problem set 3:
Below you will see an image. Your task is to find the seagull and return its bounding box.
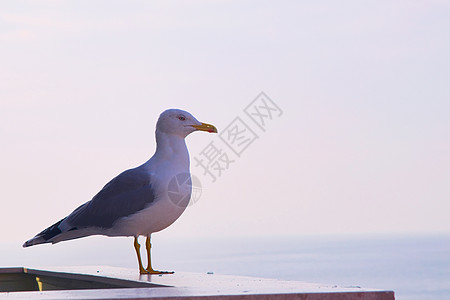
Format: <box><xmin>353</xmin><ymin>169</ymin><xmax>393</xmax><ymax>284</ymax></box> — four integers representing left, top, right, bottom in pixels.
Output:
<box><xmin>23</xmin><ymin>109</ymin><xmax>217</xmax><ymax>274</ymax></box>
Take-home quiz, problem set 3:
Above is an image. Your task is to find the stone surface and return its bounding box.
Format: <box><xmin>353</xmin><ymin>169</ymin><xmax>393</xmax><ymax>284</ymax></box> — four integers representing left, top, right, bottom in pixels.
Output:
<box><xmin>0</xmin><ymin>266</ymin><xmax>395</xmax><ymax>299</ymax></box>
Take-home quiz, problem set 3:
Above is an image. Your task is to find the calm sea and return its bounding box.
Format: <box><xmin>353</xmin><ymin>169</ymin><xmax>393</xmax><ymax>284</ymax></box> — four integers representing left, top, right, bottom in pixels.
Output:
<box><xmin>3</xmin><ymin>234</ymin><xmax>449</xmax><ymax>299</ymax></box>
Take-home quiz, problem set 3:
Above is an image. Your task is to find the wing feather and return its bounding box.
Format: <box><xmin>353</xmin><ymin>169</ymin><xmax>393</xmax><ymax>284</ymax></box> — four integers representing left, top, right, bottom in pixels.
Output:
<box><xmin>64</xmin><ymin>167</ymin><xmax>155</xmax><ymax>229</ymax></box>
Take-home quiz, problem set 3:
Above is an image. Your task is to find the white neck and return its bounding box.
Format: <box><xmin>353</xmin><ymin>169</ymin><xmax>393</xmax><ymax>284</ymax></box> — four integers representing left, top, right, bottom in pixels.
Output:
<box><xmin>152</xmin><ymin>130</ymin><xmax>190</xmax><ymax>169</ymax></box>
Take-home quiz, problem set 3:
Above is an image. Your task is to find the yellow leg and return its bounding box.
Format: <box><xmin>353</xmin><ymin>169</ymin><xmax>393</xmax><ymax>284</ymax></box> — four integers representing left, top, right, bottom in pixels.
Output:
<box><xmin>145</xmin><ymin>235</ymin><xmax>154</xmax><ymax>272</ymax></box>
<box><xmin>134</xmin><ymin>237</ymin><xmax>148</xmax><ymax>274</ymax></box>
<box><xmin>145</xmin><ymin>235</ymin><xmax>174</xmax><ymax>274</ymax></box>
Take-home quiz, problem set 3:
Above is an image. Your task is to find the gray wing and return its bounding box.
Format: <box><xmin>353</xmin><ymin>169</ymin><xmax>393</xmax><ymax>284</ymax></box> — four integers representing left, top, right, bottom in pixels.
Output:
<box><xmin>64</xmin><ymin>167</ymin><xmax>156</xmax><ymax>229</ymax></box>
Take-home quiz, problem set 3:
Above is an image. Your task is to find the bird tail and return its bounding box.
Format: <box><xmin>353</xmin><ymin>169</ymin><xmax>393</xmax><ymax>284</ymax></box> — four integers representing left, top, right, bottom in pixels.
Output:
<box><xmin>22</xmin><ymin>219</ymin><xmax>65</xmax><ymax>247</ymax></box>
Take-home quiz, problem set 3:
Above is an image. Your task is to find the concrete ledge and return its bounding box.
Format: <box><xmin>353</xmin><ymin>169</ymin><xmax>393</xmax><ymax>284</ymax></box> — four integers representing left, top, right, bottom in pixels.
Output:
<box><xmin>0</xmin><ymin>266</ymin><xmax>395</xmax><ymax>299</ymax></box>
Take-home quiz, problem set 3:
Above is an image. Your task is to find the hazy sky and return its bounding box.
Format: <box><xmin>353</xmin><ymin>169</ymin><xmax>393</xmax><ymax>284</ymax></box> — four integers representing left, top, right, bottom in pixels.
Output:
<box><xmin>1</xmin><ymin>0</ymin><xmax>449</xmax><ymax>248</ymax></box>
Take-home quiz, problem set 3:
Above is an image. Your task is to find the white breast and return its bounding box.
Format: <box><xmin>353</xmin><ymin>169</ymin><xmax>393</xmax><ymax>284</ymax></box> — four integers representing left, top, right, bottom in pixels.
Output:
<box><xmin>109</xmin><ymin>195</ymin><xmax>189</xmax><ymax>236</ymax></box>
<box><xmin>107</xmin><ymin>134</ymin><xmax>192</xmax><ymax>237</ymax></box>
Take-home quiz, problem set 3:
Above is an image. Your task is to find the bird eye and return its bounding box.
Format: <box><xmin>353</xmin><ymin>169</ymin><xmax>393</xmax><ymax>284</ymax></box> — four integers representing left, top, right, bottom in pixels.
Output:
<box><xmin>177</xmin><ymin>115</ymin><xmax>186</xmax><ymax>121</ymax></box>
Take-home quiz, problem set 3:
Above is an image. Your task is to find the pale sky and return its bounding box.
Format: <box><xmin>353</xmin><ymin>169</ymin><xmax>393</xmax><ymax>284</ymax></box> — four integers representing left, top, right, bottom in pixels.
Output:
<box><xmin>1</xmin><ymin>0</ymin><xmax>449</xmax><ymax>249</ymax></box>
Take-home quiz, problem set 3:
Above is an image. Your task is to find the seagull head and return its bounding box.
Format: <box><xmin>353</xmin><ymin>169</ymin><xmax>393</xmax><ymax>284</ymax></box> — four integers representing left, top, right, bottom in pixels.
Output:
<box><xmin>156</xmin><ymin>109</ymin><xmax>218</xmax><ymax>138</ymax></box>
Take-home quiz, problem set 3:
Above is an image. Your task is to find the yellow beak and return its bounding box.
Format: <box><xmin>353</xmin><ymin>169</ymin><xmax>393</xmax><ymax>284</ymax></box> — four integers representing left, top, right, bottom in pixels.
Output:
<box><xmin>191</xmin><ymin>122</ymin><xmax>218</xmax><ymax>133</ymax></box>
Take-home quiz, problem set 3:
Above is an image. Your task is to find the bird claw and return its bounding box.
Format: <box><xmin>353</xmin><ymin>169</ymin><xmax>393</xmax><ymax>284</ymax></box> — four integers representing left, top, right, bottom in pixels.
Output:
<box><xmin>140</xmin><ymin>268</ymin><xmax>174</xmax><ymax>275</ymax></box>
<box><xmin>150</xmin><ymin>270</ymin><xmax>175</xmax><ymax>275</ymax></box>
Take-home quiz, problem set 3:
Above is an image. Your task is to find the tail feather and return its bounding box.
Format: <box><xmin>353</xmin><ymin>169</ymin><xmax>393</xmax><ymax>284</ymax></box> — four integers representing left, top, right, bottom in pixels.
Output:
<box><xmin>22</xmin><ymin>219</ymin><xmax>64</xmax><ymax>247</ymax></box>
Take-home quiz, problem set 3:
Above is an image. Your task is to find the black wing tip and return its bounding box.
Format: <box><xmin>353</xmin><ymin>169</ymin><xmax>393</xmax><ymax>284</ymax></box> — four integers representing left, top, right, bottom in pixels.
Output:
<box><xmin>22</xmin><ymin>238</ymin><xmax>40</xmax><ymax>248</ymax></box>
<box><xmin>23</xmin><ymin>219</ymin><xmax>66</xmax><ymax>248</ymax></box>
<box><xmin>40</xmin><ymin>219</ymin><xmax>64</xmax><ymax>240</ymax></box>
